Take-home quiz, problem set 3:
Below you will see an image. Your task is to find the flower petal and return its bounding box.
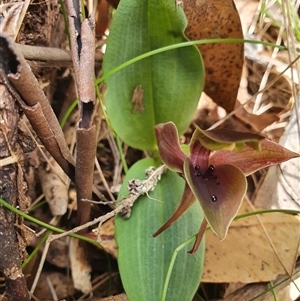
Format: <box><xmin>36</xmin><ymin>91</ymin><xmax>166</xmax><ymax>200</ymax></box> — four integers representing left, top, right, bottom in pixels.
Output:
<box><xmin>190</xmin><ymin>139</ymin><xmax>211</xmax><ymax>171</ymax></box>
<box><xmin>188</xmin><ymin>219</ymin><xmax>208</xmax><ymax>254</ymax></box>
<box><xmin>210</xmin><ymin>139</ymin><xmax>300</xmax><ymax>176</ymax></box>
<box><xmin>184</xmin><ymin>158</ymin><xmax>247</xmax><ymax>240</ymax></box>
<box><xmin>153</xmin><ymin>183</ymin><xmax>195</xmax><ymax>237</ymax></box>
<box><xmin>191</xmin><ymin>126</ymin><xmax>265</xmax><ymax>151</ymax></box>
<box><xmin>155</xmin><ymin>122</ymin><xmax>187</xmax><ymax>172</ymax></box>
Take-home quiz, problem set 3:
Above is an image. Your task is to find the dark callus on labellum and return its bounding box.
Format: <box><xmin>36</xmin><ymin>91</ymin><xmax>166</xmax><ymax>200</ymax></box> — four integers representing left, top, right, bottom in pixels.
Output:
<box><xmin>194</xmin><ymin>164</ymin><xmax>219</xmax><ymax>202</ymax></box>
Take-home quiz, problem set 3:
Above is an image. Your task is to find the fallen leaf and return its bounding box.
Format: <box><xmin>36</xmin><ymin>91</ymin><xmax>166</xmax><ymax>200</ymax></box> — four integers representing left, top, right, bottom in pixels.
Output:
<box><xmin>202</xmin><ymin>201</ymin><xmax>300</xmax><ymax>283</ymax></box>
<box><xmin>38</xmin><ymin>157</ymin><xmax>70</xmax><ymax>216</ymax></box>
<box><xmin>69</xmin><ymin>238</ymin><xmax>92</xmax><ymax>294</ymax></box>
<box><xmin>46</xmin><ymin>237</ymin><xmax>69</xmax><ymax>268</ymax></box>
<box><xmin>99</xmin><ymin>218</ymin><xmax>118</xmax><ymax>258</ymax></box>
<box><xmin>234</xmin><ymin>105</ymin><xmax>279</xmax><ymax>132</ymax></box>
<box><xmin>100</xmin><ymin>293</ymin><xmax>128</xmax><ymax>301</ymax></box>
<box><xmin>183</xmin><ymin>0</ymin><xmax>244</xmax><ymax>112</ymax></box>
<box><xmin>34</xmin><ymin>271</ymin><xmax>74</xmax><ymax>300</ymax></box>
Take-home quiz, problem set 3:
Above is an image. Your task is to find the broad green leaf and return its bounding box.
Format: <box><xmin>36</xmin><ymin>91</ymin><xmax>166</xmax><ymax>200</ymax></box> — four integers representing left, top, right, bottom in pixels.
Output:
<box><xmin>115</xmin><ymin>158</ymin><xmax>204</xmax><ymax>301</ymax></box>
<box><xmin>103</xmin><ymin>0</ymin><xmax>204</xmax><ymax>150</ymax></box>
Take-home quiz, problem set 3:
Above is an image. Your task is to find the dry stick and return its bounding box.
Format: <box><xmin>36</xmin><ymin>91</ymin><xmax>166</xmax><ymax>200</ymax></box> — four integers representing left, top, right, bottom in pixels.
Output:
<box><xmin>253</xmin><ymin>25</ymin><xmax>284</xmax><ymax>114</ymax></box>
<box><xmin>47</xmin><ymin>165</ymin><xmax>166</xmax><ymax>243</ymax></box>
<box><xmin>106</xmin><ymin>128</ymin><xmax>122</xmax><ymax>186</ymax></box>
<box><xmin>45</xmin><ymin>277</ymin><xmax>59</xmax><ymax>301</ymax></box>
<box><xmin>94</xmin><ymin>157</ymin><xmax>116</xmax><ymax>203</ymax></box>
<box><xmin>16</xmin><ymin>43</ymin><xmax>103</xmax><ymax>62</ymax></box>
<box><xmin>0</xmin><ymin>33</ymin><xmax>76</xmax><ymax>182</ymax></box>
<box><xmin>29</xmin><ymin>216</ymin><xmax>61</xmax><ymax>296</ymax></box>
<box><xmin>65</xmin><ymin>0</ymin><xmax>97</xmax><ymax>227</ymax></box>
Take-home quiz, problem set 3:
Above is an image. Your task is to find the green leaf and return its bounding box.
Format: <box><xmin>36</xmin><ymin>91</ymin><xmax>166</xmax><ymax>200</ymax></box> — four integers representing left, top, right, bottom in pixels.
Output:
<box><xmin>115</xmin><ymin>158</ymin><xmax>204</xmax><ymax>301</ymax></box>
<box><xmin>103</xmin><ymin>0</ymin><xmax>204</xmax><ymax>150</ymax></box>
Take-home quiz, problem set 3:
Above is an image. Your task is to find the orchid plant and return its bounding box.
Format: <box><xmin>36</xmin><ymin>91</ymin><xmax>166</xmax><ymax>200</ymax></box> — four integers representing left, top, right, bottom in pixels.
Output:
<box><xmin>153</xmin><ymin>122</ymin><xmax>299</xmax><ymax>253</ymax></box>
<box><xmin>103</xmin><ymin>0</ymin><xmax>300</xmax><ymax>299</ymax></box>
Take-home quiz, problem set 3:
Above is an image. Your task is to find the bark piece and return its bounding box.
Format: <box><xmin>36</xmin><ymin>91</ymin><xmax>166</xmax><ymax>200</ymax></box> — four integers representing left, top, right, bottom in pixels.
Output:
<box><xmin>0</xmin><ymin>81</ymin><xmax>29</xmax><ymax>300</ymax></box>
<box><xmin>0</xmin><ymin>33</ymin><xmax>75</xmax><ymax>182</ymax></box>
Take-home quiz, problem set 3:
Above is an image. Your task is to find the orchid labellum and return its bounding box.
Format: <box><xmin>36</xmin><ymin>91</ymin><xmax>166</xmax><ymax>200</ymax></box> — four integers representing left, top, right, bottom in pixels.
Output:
<box><xmin>153</xmin><ymin>122</ymin><xmax>299</xmax><ymax>253</ymax></box>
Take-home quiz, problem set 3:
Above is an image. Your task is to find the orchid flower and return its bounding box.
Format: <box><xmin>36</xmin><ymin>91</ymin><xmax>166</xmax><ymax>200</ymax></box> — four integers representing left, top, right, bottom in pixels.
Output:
<box><xmin>153</xmin><ymin>122</ymin><xmax>299</xmax><ymax>253</ymax></box>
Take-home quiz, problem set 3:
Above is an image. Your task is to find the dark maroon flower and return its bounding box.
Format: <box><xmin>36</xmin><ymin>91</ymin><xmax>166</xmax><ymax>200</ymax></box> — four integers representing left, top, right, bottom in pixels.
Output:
<box><xmin>153</xmin><ymin>122</ymin><xmax>299</xmax><ymax>252</ymax></box>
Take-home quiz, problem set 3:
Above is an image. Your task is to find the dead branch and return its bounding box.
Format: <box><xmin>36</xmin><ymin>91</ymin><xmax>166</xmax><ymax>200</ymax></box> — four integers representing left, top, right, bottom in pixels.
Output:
<box><xmin>65</xmin><ymin>0</ymin><xmax>97</xmax><ymax>227</ymax></box>
<box><xmin>47</xmin><ymin>165</ymin><xmax>166</xmax><ymax>243</ymax></box>
<box><xmin>16</xmin><ymin>43</ymin><xmax>103</xmax><ymax>62</ymax></box>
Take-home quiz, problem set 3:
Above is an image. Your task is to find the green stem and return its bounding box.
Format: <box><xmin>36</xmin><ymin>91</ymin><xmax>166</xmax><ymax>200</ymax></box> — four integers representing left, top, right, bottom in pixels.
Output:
<box><xmin>60</xmin><ymin>98</ymin><xmax>78</xmax><ymax>128</ymax></box>
<box><xmin>0</xmin><ymin>198</ymin><xmax>101</xmax><ymax>247</ymax></box>
<box><xmin>116</xmin><ymin>135</ymin><xmax>128</xmax><ymax>174</ymax></box>
<box><xmin>160</xmin><ymin>235</ymin><xmax>197</xmax><ymax>301</ymax></box>
<box><xmin>22</xmin><ymin>231</ymin><xmax>51</xmax><ymax>268</ymax></box>
<box><xmin>96</xmin><ymin>38</ymin><xmax>290</xmax><ymax>85</ymax></box>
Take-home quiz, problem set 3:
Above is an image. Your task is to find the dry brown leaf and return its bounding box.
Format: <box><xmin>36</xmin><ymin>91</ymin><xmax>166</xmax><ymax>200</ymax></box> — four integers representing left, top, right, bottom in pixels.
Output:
<box><xmin>183</xmin><ymin>0</ymin><xmax>244</xmax><ymax>112</ymax></box>
<box><xmin>38</xmin><ymin>157</ymin><xmax>70</xmax><ymax>216</ymax></box>
<box><xmin>69</xmin><ymin>238</ymin><xmax>92</xmax><ymax>294</ymax></box>
<box><xmin>99</xmin><ymin>218</ymin><xmax>118</xmax><ymax>258</ymax></box>
<box><xmin>46</xmin><ymin>237</ymin><xmax>69</xmax><ymax>268</ymax></box>
<box><xmin>0</xmin><ymin>2</ymin><xmax>29</xmax><ymax>40</ymax></box>
<box><xmin>202</xmin><ymin>201</ymin><xmax>300</xmax><ymax>283</ymax></box>
<box><xmin>99</xmin><ymin>293</ymin><xmax>128</xmax><ymax>301</ymax></box>
<box><xmin>33</xmin><ymin>271</ymin><xmax>74</xmax><ymax>300</ymax></box>
<box><xmin>234</xmin><ymin>105</ymin><xmax>280</xmax><ymax>132</ymax></box>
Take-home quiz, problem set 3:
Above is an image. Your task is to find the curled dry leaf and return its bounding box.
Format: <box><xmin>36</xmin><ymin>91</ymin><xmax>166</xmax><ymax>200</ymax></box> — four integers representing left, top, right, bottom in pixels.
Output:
<box><xmin>183</xmin><ymin>0</ymin><xmax>244</xmax><ymax>112</ymax></box>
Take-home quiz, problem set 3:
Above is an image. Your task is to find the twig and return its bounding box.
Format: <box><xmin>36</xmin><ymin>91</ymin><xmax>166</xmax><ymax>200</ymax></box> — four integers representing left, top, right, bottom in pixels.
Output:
<box><xmin>16</xmin><ymin>43</ymin><xmax>103</xmax><ymax>62</ymax></box>
<box><xmin>47</xmin><ymin>165</ymin><xmax>166</xmax><ymax>243</ymax></box>
<box><xmin>94</xmin><ymin>157</ymin><xmax>116</xmax><ymax>203</ymax></box>
<box><xmin>29</xmin><ymin>216</ymin><xmax>61</xmax><ymax>296</ymax></box>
